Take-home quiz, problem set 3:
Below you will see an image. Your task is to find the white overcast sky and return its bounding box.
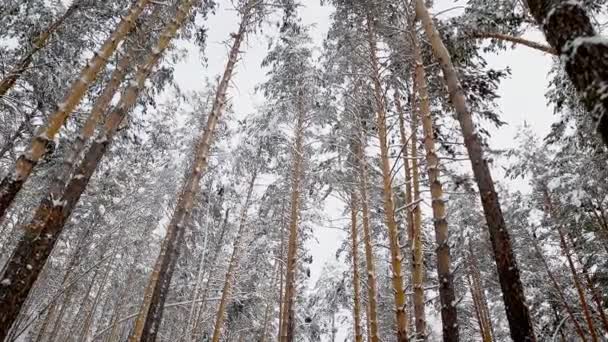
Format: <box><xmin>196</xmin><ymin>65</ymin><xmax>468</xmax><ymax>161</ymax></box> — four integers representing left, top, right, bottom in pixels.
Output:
<box><xmin>171</xmin><ymin>0</ymin><xmax>555</xmax><ymax>339</ymax></box>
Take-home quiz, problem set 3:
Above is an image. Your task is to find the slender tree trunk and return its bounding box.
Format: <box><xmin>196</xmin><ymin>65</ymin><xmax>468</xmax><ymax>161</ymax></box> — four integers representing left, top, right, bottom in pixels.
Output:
<box><xmin>78</xmin><ymin>254</ymin><xmax>116</xmax><ymax>342</ymax></box>
<box><xmin>280</xmin><ymin>93</ymin><xmax>306</xmax><ymax>342</ymax></box>
<box><xmin>191</xmin><ymin>209</ymin><xmax>231</xmax><ymax>340</ymax></box>
<box><xmin>408</xmin><ymin>26</ymin><xmax>458</xmax><ymax>341</ymax></box>
<box><xmin>525</xmin><ymin>0</ymin><xmax>608</xmax><ymax>145</ymax></box>
<box><xmin>277</xmin><ymin>204</ymin><xmax>287</xmax><ymax>342</ymax></box>
<box><xmin>414</xmin><ymin>2</ymin><xmax>536</xmax><ymax>340</ymax></box>
<box><xmin>467</xmin><ymin>270</ymin><xmax>488</xmax><ymax>342</ymax></box>
<box><xmin>349</xmin><ymin>192</ymin><xmax>363</xmax><ymax>342</ymax></box>
<box><xmin>543</xmin><ymin>188</ymin><xmax>598</xmax><ymax>341</ymax></box>
<box><xmin>129</xmin><ymin>3</ymin><xmax>253</xmax><ymax>340</ymax></box>
<box><xmin>467</xmin><ymin>247</ymin><xmax>493</xmax><ymax>342</ymax></box>
<box><xmin>396</xmin><ymin>83</ymin><xmax>426</xmax><ymax>339</ymax></box>
<box><xmin>211</xmin><ymin>170</ymin><xmax>258</xmax><ymax>342</ymax></box>
<box><xmin>355</xmin><ymin>140</ymin><xmax>380</xmax><ymax>342</ymax></box>
<box><xmin>106</xmin><ymin>259</ymin><xmax>138</xmax><ymax>342</ymax></box>
<box><xmin>184</xmin><ymin>205</ymin><xmax>212</xmax><ymax>342</ymax></box>
<box><xmin>0</xmin><ymin>0</ymin><xmax>151</xmax><ymax>220</ymax></box>
<box><xmin>0</xmin><ymin>2</ymin><xmax>192</xmax><ymax>337</ymax></box>
<box><xmin>365</xmin><ymin>13</ymin><xmax>409</xmax><ymax>342</ymax></box>
<box><xmin>528</xmin><ymin>229</ymin><xmax>588</xmax><ymax>341</ymax></box>
<box><xmin>260</xmin><ymin>262</ymin><xmax>280</xmax><ymax>342</ymax></box>
<box><xmin>0</xmin><ymin>0</ymin><xmax>82</xmax><ymax>97</ymax></box>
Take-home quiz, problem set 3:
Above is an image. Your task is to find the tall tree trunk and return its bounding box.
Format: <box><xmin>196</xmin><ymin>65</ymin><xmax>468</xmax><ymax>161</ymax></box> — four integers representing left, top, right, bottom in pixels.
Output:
<box><xmin>277</xmin><ymin>204</ymin><xmax>287</xmax><ymax>342</ymax></box>
<box><xmin>191</xmin><ymin>209</ymin><xmax>231</xmax><ymax>340</ymax></box>
<box><xmin>0</xmin><ymin>2</ymin><xmax>192</xmax><ymax>337</ymax></box>
<box><xmin>0</xmin><ymin>0</ymin><xmax>82</xmax><ymax>97</ymax></box>
<box><xmin>183</xmin><ymin>205</ymin><xmax>212</xmax><ymax>342</ymax></box>
<box><xmin>409</xmin><ymin>26</ymin><xmax>458</xmax><ymax>341</ymax></box>
<box><xmin>349</xmin><ymin>192</ymin><xmax>363</xmax><ymax>342</ymax></box>
<box><xmin>365</xmin><ymin>13</ymin><xmax>409</xmax><ymax>342</ymax></box>
<box><xmin>528</xmin><ymin>229</ymin><xmax>588</xmax><ymax>341</ymax></box>
<box><xmin>467</xmin><ymin>270</ymin><xmax>488</xmax><ymax>342</ymax></box>
<box><xmin>355</xmin><ymin>140</ymin><xmax>380</xmax><ymax>342</ymax></box>
<box><xmin>525</xmin><ymin>0</ymin><xmax>608</xmax><ymax>145</ymax></box>
<box><xmin>78</xmin><ymin>253</ymin><xmax>116</xmax><ymax>342</ymax></box>
<box><xmin>106</xmin><ymin>259</ymin><xmax>138</xmax><ymax>342</ymax></box>
<box><xmin>260</xmin><ymin>262</ymin><xmax>280</xmax><ymax>342</ymax></box>
<box><xmin>211</xmin><ymin>170</ymin><xmax>258</xmax><ymax>342</ymax></box>
<box><xmin>396</xmin><ymin>84</ymin><xmax>426</xmax><ymax>338</ymax></box>
<box><xmin>280</xmin><ymin>93</ymin><xmax>306</xmax><ymax>342</ymax></box>
<box><xmin>0</xmin><ymin>0</ymin><xmax>151</xmax><ymax>220</ymax></box>
<box><xmin>467</xmin><ymin>247</ymin><xmax>493</xmax><ymax>342</ymax></box>
<box><xmin>129</xmin><ymin>3</ymin><xmax>253</xmax><ymax>340</ymax></box>
<box><xmin>543</xmin><ymin>188</ymin><xmax>598</xmax><ymax>341</ymax></box>
<box><xmin>414</xmin><ymin>2</ymin><xmax>536</xmax><ymax>340</ymax></box>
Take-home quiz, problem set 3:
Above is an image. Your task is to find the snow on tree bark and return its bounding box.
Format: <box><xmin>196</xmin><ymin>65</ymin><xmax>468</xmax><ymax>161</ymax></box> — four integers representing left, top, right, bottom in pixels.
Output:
<box><xmin>129</xmin><ymin>2</ymin><xmax>254</xmax><ymax>340</ymax></box>
<box><xmin>0</xmin><ymin>0</ymin><xmax>152</xmax><ymax>221</ymax></box>
<box><xmin>414</xmin><ymin>1</ymin><xmax>536</xmax><ymax>340</ymax></box>
<box><xmin>526</xmin><ymin>0</ymin><xmax>608</xmax><ymax>145</ymax></box>
<box><xmin>349</xmin><ymin>192</ymin><xmax>364</xmax><ymax>342</ymax></box>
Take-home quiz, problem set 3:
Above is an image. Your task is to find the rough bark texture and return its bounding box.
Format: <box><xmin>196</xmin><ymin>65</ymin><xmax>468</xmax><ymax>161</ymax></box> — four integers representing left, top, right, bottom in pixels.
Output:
<box><xmin>280</xmin><ymin>93</ymin><xmax>306</xmax><ymax>342</ymax></box>
<box><xmin>0</xmin><ymin>0</ymin><xmax>151</xmax><ymax>221</ymax></box>
<box><xmin>350</xmin><ymin>193</ymin><xmax>364</xmax><ymax>342</ymax></box>
<box><xmin>211</xmin><ymin>170</ymin><xmax>257</xmax><ymax>342</ymax></box>
<box><xmin>366</xmin><ymin>14</ymin><xmax>409</xmax><ymax>342</ymax></box>
<box><xmin>526</xmin><ymin>0</ymin><xmax>608</xmax><ymax>145</ymax></box>
<box><xmin>0</xmin><ymin>0</ymin><xmax>81</xmax><ymax>97</ymax></box>
<box><xmin>410</xmin><ymin>24</ymin><xmax>458</xmax><ymax>342</ymax></box>
<box><xmin>397</xmin><ymin>84</ymin><xmax>426</xmax><ymax>339</ymax></box>
<box><xmin>414</xmin><ymin>1</ymin><xmax>536</xmax><ymax>340</ymax></box>
<box><xmin>0</xmin><ymin>2</ymin><xmax>188</xmax><ymax>337</ymax></box>
<box><xmin>129</xmin><ymin>3</ymin><xmax>252</xmax><ymax>340</ymax></box>
<box><xmin>355</xmin><ymin>140</ymin><xmax>380</xmax><ymax>342</ymax></box>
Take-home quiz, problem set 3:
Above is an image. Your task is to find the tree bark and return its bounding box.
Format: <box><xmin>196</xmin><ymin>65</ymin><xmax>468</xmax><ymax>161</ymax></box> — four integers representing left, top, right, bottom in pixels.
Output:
<box><xmin>543</xmin><ymin>188</ymin><xmax>598</xmax><ymax>341</ymax></box>
<box><xmin>414</xmin><ymin>2</ymin><xmax>536</xmax><ymax>340</ymax></box>
<box><xmin>365</xmin><ymin>13</ymin><xmax>409</xmax><ymax>342</ymax></box>
<box><xmin>355</xmin><ymin>140</ymin><xmax>380</xmax><ymax>342</ymax></box>
<box><xmin>211</xmin><ymin>170</ymin><xmax>257</xmax><ymax>342</ymax></box>
<box><xmin>349</xmin><ymin>192</ymin><xmax>364</xmax><ymax>342</ymax></box>
<box><xmin>409</xmin><ymin>25</ymin><xmax>458</xmax><ymax>341</ymax></box>
<box><xmin>0</xmin><ymin>0</ymin><xmax>151</xmax><ymax>221</ymax></box>
<box><xmin>129</xmin><ymin>2</ymin><xmax>253</xmax><ymax>340</ymax></box>
<box><xmin>396</xmin><ymin>82</ymin><xmax>427</xmax><ymax>339</ymax></box>
<box><xmin>525</xmin><ymin>0</ymin><xmax>608</xmax><ymax>145</ymax></box>
<box><xmin>467</xmin><ymin>247</ymin><xmax>494</xmax><ymax>342</ymax></box>
<box><xmin>0</xmin><ymin>2</ymin><xmax>191</xmax><ymax>337</ymax></box>
<box><xmin>280</xmin><ymin>92</ymin><xmax>306</xmax><ymax>342</ymax></box>
<box><xmin>0</xmin><ymin>0</ymin><xmax>82</xmax><ymax>97</ymax></box>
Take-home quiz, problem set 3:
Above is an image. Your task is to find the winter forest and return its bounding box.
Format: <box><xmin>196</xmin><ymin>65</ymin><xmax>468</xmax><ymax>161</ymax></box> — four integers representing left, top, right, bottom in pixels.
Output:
<box><xmin>1</xmin><ymin>0</ymin><xmax>608</xmax><ymax>341</ymax></box>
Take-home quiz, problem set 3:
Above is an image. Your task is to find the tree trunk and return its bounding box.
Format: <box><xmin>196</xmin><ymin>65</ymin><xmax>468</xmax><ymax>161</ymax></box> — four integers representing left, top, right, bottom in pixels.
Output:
<box><xmin>211</xmin><ymin>170</ymin><xmax>258</xmax><ymax>342</ymax></box>
<box><xmin>191</xmin><ymin>209</ymin><xmax>231</xmax><ymax>340</ymax></box>
<box><xmin>543</xmin><ymin>188</ymin><xmax>598</xmax><ymax>341</ymax></box>
<box><xmin>355</xmin><ymin>140</ymin><xmax>380</xmax><ymax>342</ymax></box>
<box><xmin>129</xmin><ymin>3</ymin><xmax>253</xmax><ymax>340</ymax></box>
<box><xmin>469</xmin><ymin>31</ymin><xmax>556</xmax><ymax>55</ymax></box>
<box><xmin>525</xmin><ymin>0</ymin><xmax>608</xmax><ymax>145</ymax></box>
<box><xmin>280</xmin><ymin>93</ymin><xmax>306</xmax><ymax>342</ymax></box>
<box><xmin>365</xmin><ymin>13</ymin><xmax>409</xmax><ymax>342</ymax></box>
<box><xmin>106</xmin><ymin>259</ymin><xmax>138</xmax><ymax>342</ymax></box>
<box><xmin>78</xmin><ymin>253</ymin><xmax>116</xmax><ymax>342</ymax></box>
<box><xmin>0</xmin><ymin>0</ymin><xmax>151</xmax><ymax>221</ymax></box>
<box><xmin>0</xmin><ymin>2</ymin><xmax>192</xmax><ymax>337</ymax></box>
<box><xmin>277</xmin><ymin>204</ymin><xmax>287</xmax><ymax>342</ymax></box>
<box><xmin>527</xmin><ymin>229</ymin><xmax>587</xmax><ymax>341</ymax></box>
<box><xmin>396</xmin><ymin>83</ymin><xmax>426</xmax><ymax>339</ymax></box>
<box><xmin>0</xmin><ymin>0</ymin><xmax>82</xmax><ymax>97</ymax></box>
<box><xmin>467</xmin><ymin>247</ymin><xmax>493</xmax><ymax>342</ymax></box>
<box><xmin>349</xmin><ymin>193</ymin><xmax>363</xmax><ymax>342</ymax></box>
<box><xmin>409</xmin><ymin>26</ymin><xmax>459</xmax><ymax>341</ymax></box>
<box><xmin>414</xmin><ymin>2</ymin><xmax>536</xmax><ymax>340</ymax></box>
